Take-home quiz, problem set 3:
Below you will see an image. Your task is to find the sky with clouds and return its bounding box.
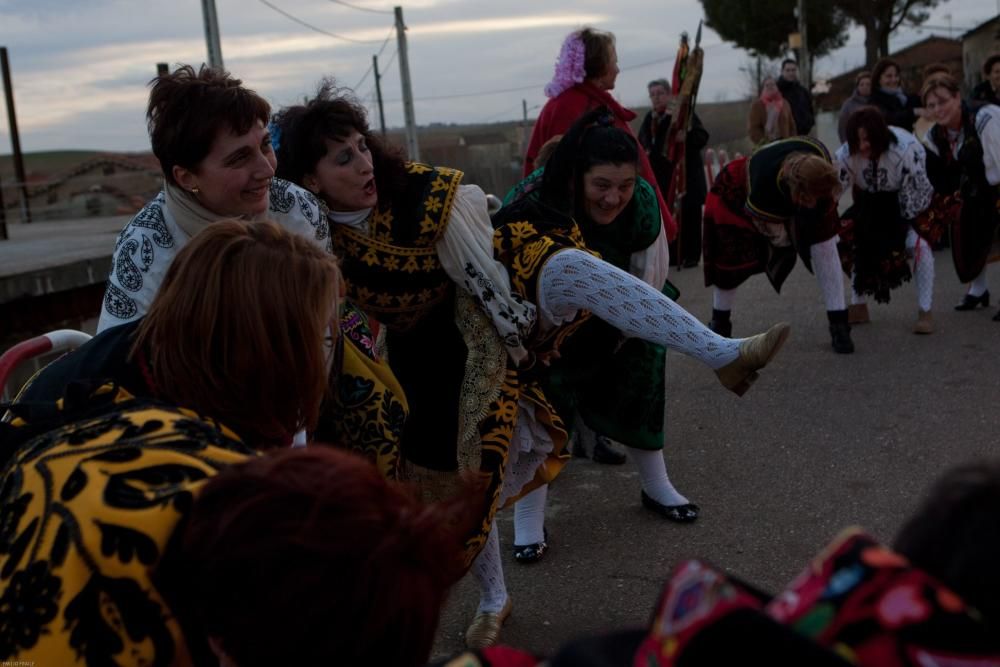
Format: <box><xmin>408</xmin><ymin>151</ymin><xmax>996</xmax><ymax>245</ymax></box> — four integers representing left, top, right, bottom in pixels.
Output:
<box><xmin>0</xmin><ymin>0</ymin><xmax>996</xmax><ymax>152</ymax></box>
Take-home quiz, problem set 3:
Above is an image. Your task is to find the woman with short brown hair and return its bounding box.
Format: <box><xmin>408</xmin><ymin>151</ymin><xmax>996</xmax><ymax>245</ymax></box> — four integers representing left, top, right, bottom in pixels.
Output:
<box><xmin>868</xmin><ymin>58</ymin><xmax>921</xmax><ymax>131</ymax></box>
<box><xmin>921</xmin><ymin>73</ymin><xmax>1000</xmax><ymax>320</ymax></box>
<box><xmin>98</xmin><ymin>64</ymin><xmax>331</xmax><ymax>333</ymax></box>
<box><xmin>0</xmin><ymin>221</ymin><xmax>345</xmax><ymax>667</ymax></box>
<box><xmin>16</xmin><ymin>219</ymin><xmax>342</xmax><ymax>449</ymax></box>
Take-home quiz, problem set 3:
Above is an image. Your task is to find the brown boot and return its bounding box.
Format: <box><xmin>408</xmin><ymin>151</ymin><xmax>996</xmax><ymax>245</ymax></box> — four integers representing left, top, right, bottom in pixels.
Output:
<box><xmin>913</xmin><ymin>309</ymin><xmax>934</xmax><ymax>334</ymax></box>
<box><xmin>848</xmin><ymin>303</ymin><xmax>870</xmax><ymax>324</ymax></box>
<box><xmin>465</xmin><ymin>598</ymin><xmax>512</xmax><ymax>649</ymax></box>
<box><xmin>715</xmin><ymin>322</ymin><xmax>791</xmax><ymax>397</ymax></box>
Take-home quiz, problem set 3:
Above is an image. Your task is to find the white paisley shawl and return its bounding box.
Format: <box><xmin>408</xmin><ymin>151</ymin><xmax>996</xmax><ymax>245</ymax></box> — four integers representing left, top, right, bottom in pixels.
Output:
<box><xmin>98</xmin><ymin>179</ymin><xmax>332</xmax><ymax>332</ymax></box>
<box><xmin>835</xmin><ymin>126</ymin><xmax>934</xmax><ymax>220</ymax></box>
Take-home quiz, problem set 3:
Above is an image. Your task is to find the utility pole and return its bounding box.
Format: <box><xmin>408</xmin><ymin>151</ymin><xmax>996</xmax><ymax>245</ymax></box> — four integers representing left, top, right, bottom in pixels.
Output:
<box><xmin>373</xmin><ymin>54</ymin><xmax>386</xmax><ymax>137</ymax></box>
<box><xmin>394</xmin><ymin>6</ymin><xmax>419</xmax><ymax>161</ymax></box>
<box><xmin>201</xmin><ymin>0</ymin><xmax>224</xmax><ymax>69</ymax></box>
<box><xmin>0</xmin><ymin>168</ymin><xmax>6</xmax><ymax>240</ymax></box>
<box><xmin>797</xmin><ymin>0</ymin><xmax>811</xmax><ymax>90</ymax></box>
<box><xmin>1</xmin><ymin>47</ymin><xmax>30</xmax><ymax>224</ymax></box>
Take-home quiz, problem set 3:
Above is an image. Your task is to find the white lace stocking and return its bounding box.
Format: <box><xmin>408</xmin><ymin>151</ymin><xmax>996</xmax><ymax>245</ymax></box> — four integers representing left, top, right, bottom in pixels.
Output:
<box><xmin>907</xmin><ymin>230</ymin><xmax>934</xmax><ymax>312</ymax></box>
<box><xmin>810</xmin><ymin>236</ymin><xmax>846</xmax><ymax>312</ymax></box>
<box><xmin>470</xmin><ymin>523</ymin><xmax>508</xmax><ymax>614</ymax></box>
<box><xmin>541</xmin><ymin>250</ymin><xmax>741</xmax><ymax>369</ymax></box>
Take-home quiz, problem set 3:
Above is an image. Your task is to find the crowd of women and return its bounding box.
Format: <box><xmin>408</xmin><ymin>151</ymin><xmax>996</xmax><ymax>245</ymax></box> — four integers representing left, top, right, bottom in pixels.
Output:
<box><xmin>0</xmin><ymin>23</ymin><xmax>998</xmax><ymax>667</ymax></box>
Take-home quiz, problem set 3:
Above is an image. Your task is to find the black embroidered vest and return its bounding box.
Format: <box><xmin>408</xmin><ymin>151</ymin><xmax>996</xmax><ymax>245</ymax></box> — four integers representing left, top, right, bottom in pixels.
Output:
<box><xmin>331</xmin><ymin>163</ymin><xmax>464</xmax><ymax>332</ymax></box>
<box><xmin>745</xmin><ymin>136</ymin><xmax>831</xmax><ymax>222</ymax></box>
<box><xmin>928</xmin><ymin>101</ymin><xmax>989</xmax><ymax>199</ymax></box>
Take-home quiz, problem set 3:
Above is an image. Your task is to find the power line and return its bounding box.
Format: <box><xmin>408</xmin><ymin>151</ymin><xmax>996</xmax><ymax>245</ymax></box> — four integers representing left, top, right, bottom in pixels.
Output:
<box><xmin>327</xmin><ymin>0</ymin><xmax>393</xmax><ymax>14</ymax></box>
<box><xmin>376</xmin><ymin>26</ymin><xmax>394</xmax><ymax>57</ymax></box>
<box><xmin>479</xmin><ymin>101</ymin><xmax>528</xmax><ymax>123</ymax></box>
<box><xmin>383</xmin><ymin>48</ymin><xmax>398</xmax><ymax>72</ymax></box>
<box><xmin>257</xmin><ymin>0</ymin><xmax>386</xmax><ymax>43</ymax></box>
<box><xmin>353</xmin><ymin>27</ymin><xmax>395</xmax><ymax>89</ymax></box>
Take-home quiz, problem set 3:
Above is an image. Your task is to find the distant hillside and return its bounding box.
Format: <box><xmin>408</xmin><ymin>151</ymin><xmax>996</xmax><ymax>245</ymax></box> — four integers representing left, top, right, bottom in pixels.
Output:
<box><xmin>0</xmin><ymin>150</ymin><xmax>105</xmax><ymax>183</ymax></box>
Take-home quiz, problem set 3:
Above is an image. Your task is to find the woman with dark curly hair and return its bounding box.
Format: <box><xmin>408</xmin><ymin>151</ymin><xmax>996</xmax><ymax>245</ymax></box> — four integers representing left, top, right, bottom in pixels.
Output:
<box><xmin>273</xmin><ymin>90</ymin><xmax>791</xmax><ymax>649</ymax></box>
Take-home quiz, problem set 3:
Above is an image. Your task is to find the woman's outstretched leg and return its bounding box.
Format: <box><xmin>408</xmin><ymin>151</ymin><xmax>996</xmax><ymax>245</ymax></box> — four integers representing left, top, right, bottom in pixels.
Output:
<box><xmin>540</xmin><ymin>249</ymin><xmax>790</xmax><ymax>395</ymax></box>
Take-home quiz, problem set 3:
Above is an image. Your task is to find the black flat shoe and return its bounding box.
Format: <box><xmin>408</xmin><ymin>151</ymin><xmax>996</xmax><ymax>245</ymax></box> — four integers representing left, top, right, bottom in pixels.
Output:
<box><xmin>640</xmin><ymin>490</ymin><xmax>700</xmax><ymax>523</ymax></box>
<box><xmin>513</xmin><ymin>528</ymin><xmax>548</xmax><ymax>564</ymax></box>
<box><xmin>591</xmin><ymin>436</ymin><xmax>627</xmax><ymax>465</ymax></box>
<box><xmin>955</xmin><ymin>291</ymin><xmax>990</xmax><ymax>311</ymax></box>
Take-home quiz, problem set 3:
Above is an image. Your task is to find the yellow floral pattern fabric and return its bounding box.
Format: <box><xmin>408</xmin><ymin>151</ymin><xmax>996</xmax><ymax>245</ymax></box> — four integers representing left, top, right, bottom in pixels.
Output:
<box><xmin>0</xmin><ymin>388</ymin><xmax>254</xmax><ymax>667</ymax></box>
<box><xmin>493</xmin><ymin>214</ymin><xmax>595</xmax><ymax>363</ymax></box>
<box><xmin>331</xmin><ymin>163</ymin><xmax>464</xmax><ymax>332</ymax></box>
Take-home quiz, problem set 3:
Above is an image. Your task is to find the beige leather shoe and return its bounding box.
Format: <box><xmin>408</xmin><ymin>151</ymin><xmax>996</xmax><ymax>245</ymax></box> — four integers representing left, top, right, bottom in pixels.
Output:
<box><xmin>848</xmin><ymin>303</ymin><xmax>870</xmax><ymax>324</ymax></box>
<box><xmin>715</xmin><ymin>322</ymin><xmax>791</xmax><ymax>397</ymax></box>
<box><xmin>913</xmin><ymin>309</ymin><xmax>934</xmax><ymax>334</ymax></box>
<box><xmin>465</xmin><ymin>598</ymin><xmax>512</xmax><ymax>649</ymax></box>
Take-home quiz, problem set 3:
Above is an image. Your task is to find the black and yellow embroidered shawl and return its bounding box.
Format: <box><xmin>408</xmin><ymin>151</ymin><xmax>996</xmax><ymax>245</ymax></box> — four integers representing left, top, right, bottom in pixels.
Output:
<box><xmin>331</xmin><ymin>163</ymin><xmax>464</xmax><ymax>332</ymax></box>
<box><xmin>0</xmin><ymin>386</ymin><xmax>254</xmax><ymax>667</ymax></box>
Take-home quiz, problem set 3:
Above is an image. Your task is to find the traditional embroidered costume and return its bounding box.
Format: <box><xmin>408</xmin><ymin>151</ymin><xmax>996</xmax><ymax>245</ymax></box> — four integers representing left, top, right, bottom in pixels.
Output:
<box><xmin>702</xmin><ymin>137</ymin><xmax>852</xmax><ymax>351</ymax></box>
<box><xmin>0</xmin><ymin>385</ymin><xmax>254</xmax><ymax>667</ymax></box>
<box><xmin>923</xmin><ymin>102</ymin><xmax>1000</xmax><ymax>317</ymax></box>
<box><xmin>503</xmin><ymin>170</ymin><xmax>671</xmax><ymax>452</ymax></box>
<box><xmin>523</xmin><ymin>81</ymin><xmax>677</xmax><ymax>241</ymax></box>
<box><xmin>98</xmin><ymin>180</ymin><xmax>330</xmax><ymax>331</ymax></box>
<box><xmin>835</xmin><ymin>127</ymin><xmax>935</xmax><ymax>316</ymax></box>
<box><xmin>328</xmin><ymin>163</ymin><xmax>543</xmax><ymax>564</ymax></box>
<box><xmin>633</xmin><ymin>530</ymin><xmax>1000</xmax><ymax>665</ymax></box>
<box><xmin>96</xmin><ymin>179</ymin><xmax>408</xmax><ymax>477</ymax></box>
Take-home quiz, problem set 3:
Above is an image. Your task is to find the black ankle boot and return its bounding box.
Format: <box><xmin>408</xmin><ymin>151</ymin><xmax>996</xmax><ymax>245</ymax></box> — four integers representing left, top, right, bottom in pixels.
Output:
<box><xmin>709</xmin><ymin>309</ymin><xmax>732</xmax><ymax>338</ymax></box>
<box><xmin>955</xmin><ymin>290</ymin><xmax>990</xmax><ymax>311</ymax></box>
<box><xmin>827</xmin><ymin>310</ymin><xmax>855</xmax><ymax>354</ymax></box>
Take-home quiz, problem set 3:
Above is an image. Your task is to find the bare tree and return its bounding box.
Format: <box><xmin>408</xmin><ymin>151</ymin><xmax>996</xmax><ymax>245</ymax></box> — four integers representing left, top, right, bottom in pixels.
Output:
<box><xmin>837</xmin><ymin>0</ymin><xmax>942</xmax><ymax>66</ymax></box>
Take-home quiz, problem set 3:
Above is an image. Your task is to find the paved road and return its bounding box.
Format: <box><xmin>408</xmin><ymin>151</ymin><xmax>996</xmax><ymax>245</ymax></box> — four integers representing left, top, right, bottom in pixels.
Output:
<box><xmin>0</xmin><ymin>217</ymin><xmax>127</xmax><ymax>279</ymax></box>
<box><xmin>433</xmin><ymin>250</ymin><xmax>1000</xmax><ymax>658</ymax></box>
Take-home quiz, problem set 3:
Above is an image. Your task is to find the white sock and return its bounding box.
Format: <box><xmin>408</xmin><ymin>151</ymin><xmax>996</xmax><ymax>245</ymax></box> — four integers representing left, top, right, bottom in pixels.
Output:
<box><xmin>471</xmin><ymin>524</ymin><xmax>508</xmax><ymax>614</ymax></box>
<box><xmin>631</xmin><ymin>448</ymin><xmax>690</xmax><ymax>507</ymax></box>
<box><xmin>713</xmin><ymin>287</ymin><xmax>736</xmax><ymax>311</ymax></box>
<box><xmin>810</xmin><ymin>237</ymin><xmax>846</xmax><ymax>311</ymax></box>
<box><xmin>968</xmin><ymin>268</ymin><xmax>988</xmax><ymax>298</ymax></box>
<box><xmin>513</xmin><ymin>484</ymin><xmax>547</xmax><ymax>546</ymax></box>
<box><xmin>907</xmin><ymin>231</ymin><xmax>934</xmax><ymax>311</ymax></box>
<box><xmin>541</xmin><ymin>249</ymin><xmax>741</xmax><ymax>369</ymax></box>
<box><xmin>849</xmin><ymin>269</ymin><xmax>867</xmax><ymax>306</ymax></box>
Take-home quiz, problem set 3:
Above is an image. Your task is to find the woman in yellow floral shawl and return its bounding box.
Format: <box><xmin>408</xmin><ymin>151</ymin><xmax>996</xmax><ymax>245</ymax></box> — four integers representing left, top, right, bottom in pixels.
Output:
<box><xmin>0</xmin><ymin>221</ymin><xmax>342</xmax><ymax>665</ymax></box>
